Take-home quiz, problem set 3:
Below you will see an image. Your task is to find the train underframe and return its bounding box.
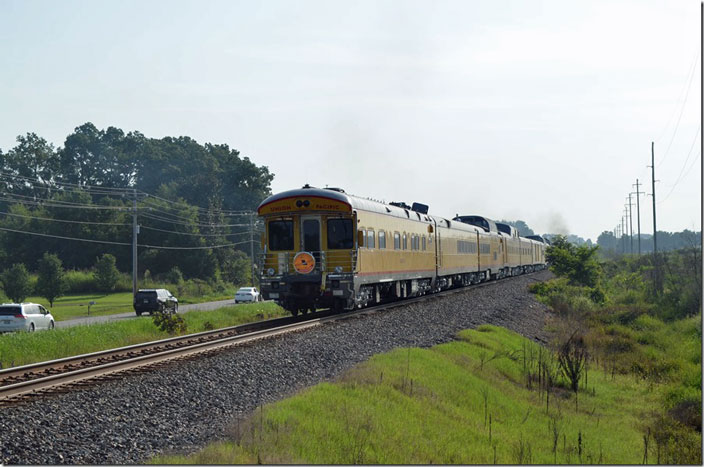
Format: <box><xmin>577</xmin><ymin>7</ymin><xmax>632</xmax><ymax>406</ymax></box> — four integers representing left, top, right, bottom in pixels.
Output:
<box><xmin>264</xmin><ymin>263</ymin><xmax>545</xmax><ymax>316</ymax></box>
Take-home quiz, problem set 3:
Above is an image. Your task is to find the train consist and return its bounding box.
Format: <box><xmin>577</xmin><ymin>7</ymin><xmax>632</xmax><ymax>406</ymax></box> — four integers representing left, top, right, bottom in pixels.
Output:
<box><xmin>257</xmin><ymin>185</ymin><xmax>548</xmax><ymax>315</ymax></box>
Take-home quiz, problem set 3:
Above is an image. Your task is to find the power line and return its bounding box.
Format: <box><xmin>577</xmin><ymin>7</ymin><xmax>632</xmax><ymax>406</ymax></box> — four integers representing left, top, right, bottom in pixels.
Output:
<box><xmin>0</xmin><ymin>195</ymin><xmax>127</xmax><ymax>211</ymax></box>
<box><xmin>0</xmin><ymin>210</ymin><xmax>131</xmax><ymax>226</ymax></box>
<box><xmin>655</xmin><ymin>50</ymin><xmax>700</xmax><ymax>143</ymax></box>
<box><xmin>139</xmin><ymin>211</ymin><xmax>251</xmax><ymax>228</ymax></box>
<box><xmin>658</xmin><ymin>127</ymin><xmax>701</xmax><ymax>204</ymax></box>
<box><xmin>0</xmin><ymin>226</ymin><xmax>251</xmax><ymax>250</ymax></box>
<box><xmin>657</xmin><ymin>52</ymin><xmax>700</xmax><ymax>167</ymax></box>
<box><xmin>138</xmin><ymin>225</ymin><xmax>255</xmax><ymax>237</ymax></box>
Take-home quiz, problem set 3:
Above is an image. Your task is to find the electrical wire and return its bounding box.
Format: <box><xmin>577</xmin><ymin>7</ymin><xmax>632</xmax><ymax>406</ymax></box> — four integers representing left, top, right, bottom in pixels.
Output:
<box><xmin>657</xmin><ymin>52</ymin><xmax>700</xmax><ymax>167</ymax></box>
<box><xmin>0</xmin><ymin>195</ymin><xmax>128</xmax><ymax>211</ymax></box>
<box><xmin>139</xmin><ymin>212</ymin><xmax>250</xmax><ymax>228</ymax></box>
<box><xmin>0</xmin><ymin>210</ymin><xmax>131</xmax><ymax>226</ymax></box>
<box><xmin>138</xmin><ymin>225</ymin><xmax>252</xmax><ymax>237</ymax></box>
<box><xmin>0</xmin><ymin>226</ymin><xmax>253</xmax><ymax>250</ymax></box>
<box><xmin>655</xmin><ymin>50</ymin><xmax>700</xmax><ymax>143</ymax></box>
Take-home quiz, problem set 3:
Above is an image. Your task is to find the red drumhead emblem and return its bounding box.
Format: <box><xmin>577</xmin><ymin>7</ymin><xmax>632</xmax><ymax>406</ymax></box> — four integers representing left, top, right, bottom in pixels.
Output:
<box><xmin>293</xmin><ymin>252</ymin><xmax>316</xmax><ymax>274</ymax></box>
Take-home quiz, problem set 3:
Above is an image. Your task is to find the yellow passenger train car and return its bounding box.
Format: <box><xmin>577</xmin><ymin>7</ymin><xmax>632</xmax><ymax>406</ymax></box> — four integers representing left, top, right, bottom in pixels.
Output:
<box><xmin>257</xmin><ymin>185</ymin><xmax>547</xmax><ymax>315</ymax></box>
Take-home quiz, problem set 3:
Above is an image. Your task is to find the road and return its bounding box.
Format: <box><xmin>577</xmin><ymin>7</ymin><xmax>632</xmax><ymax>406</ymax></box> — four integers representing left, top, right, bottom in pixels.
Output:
<box><xmin>55</xmin><ymin>299</ymin><xmax>237</xmax><ymax>329</ymax></box>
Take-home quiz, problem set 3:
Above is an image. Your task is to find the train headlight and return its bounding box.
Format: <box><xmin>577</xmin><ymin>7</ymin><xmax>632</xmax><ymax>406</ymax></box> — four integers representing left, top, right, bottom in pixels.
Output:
<box><xmin>334</xmin><ymin>266</ymin><xmax>343</xmax><ymax>273</ymax></box>
<box><xmin>267</xmin><ymin>268</ymin><xmax>275</xmax><ymax>276</ymax></box>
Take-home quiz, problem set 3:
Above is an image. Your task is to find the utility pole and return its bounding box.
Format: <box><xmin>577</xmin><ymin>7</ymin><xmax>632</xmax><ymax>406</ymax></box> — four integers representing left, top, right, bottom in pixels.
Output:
<box><xmin>632</xmin><ymin>179</ymin><xmax>642</xmax><ymax>255</ymax></box>
<box><xmin>132</xmin><ymin>189</ymin><xmax>139</xmax><ymax>297</ymax></box>
<box><xmin>649</xmin><ymin>142</ymin><xmax>661</xmax><ymax>292</ymax></box>
<box><xmin>249</xmin><ymin>212</ymin><xmax>256</xmax><ymax>287</ymax></box>
<box><xmin>627</xmin><ymin>194</ymin><xmax>634</xmax><ymax>255</ymax></box>
<box><xmin>621</xmin><ymin>214</ymin><xmax>626</xmax><ymax>253</ymax></box>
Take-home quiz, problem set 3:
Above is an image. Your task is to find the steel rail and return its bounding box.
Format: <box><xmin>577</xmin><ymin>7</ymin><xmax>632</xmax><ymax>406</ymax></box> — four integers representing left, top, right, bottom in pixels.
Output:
<box><xmin>0</xmin><ymin>312</ymin><xmax>337</xmax><ymax>386</ymax></box>
<box><xmin>0</xmin><ymin>314</ymin><xmax>339</xmax><ymax>404</ymax></box>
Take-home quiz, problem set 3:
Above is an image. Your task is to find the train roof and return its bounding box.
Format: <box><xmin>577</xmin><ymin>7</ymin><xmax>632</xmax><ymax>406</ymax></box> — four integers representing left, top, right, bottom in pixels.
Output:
<box><xmin>258</xmin><ymin>186</ymin><xmax>437</xmax><ymax>223</ymax></box>
<box><xmin>453</xmin><ymin>215</ymin><xmax>498</xmax><ymax>234</ymax></box>
<box><xmin>258</xmin><ymin>186</ymin><xmax>488</xmax><ymax>233</ymax></box>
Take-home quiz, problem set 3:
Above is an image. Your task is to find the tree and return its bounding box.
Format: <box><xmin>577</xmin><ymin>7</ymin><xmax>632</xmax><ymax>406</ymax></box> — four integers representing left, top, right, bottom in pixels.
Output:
<box><xmin>546</xmin><ymin>235</ymin><xmax>602</xmax><ymax>288</ymax></box>
<box><xmin>1</xmin><ymin>263</ymin><xmax>33</xmax><ymax>303</ymax></box>
<box><xmin>36</xmin><ymin>253</ymin><xmax>66</xmax><ymax>308</ymax></box>
<box><xmin>94</xmin><ymin>254</ymin><xmax>120</xmax><ymax>292</ymax></box>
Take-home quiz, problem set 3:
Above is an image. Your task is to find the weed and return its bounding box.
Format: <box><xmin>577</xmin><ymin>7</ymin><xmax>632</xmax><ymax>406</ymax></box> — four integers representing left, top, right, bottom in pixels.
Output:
<box><xmin>151</xmin><ymin>310</ymin><xmax>187</xmax><ymax>335</ymax></box>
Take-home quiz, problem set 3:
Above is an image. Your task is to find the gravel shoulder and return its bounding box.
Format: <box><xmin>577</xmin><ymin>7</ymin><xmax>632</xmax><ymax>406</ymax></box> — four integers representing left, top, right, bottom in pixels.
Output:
<box><xmin>0</xmin><ymin>271</ymin><xmax>553</xmax><ymax>465</ymax></box>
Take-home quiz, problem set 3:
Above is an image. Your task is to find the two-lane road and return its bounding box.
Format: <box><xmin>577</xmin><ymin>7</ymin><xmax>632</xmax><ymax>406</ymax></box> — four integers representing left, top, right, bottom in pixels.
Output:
<box><xmin>55</xmin><ymin>299</ymin><xmax>238</xmax><ymax>329</ymax></box>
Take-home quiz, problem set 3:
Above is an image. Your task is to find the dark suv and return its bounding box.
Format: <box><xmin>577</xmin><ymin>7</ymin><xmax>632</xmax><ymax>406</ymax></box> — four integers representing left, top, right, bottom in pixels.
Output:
<box><xmin>133</xmin><ymin>289</ymin><xmax>179</xmax><ymax>316</ymax></box>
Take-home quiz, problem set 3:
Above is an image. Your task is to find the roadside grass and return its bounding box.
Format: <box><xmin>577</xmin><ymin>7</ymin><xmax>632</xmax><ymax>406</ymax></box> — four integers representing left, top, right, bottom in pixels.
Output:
<box><xmin>0</xmin><ymin>302</ymin><xmax>286</xmax><ymax>368</ymax></box>
<box><xmin>152</xmin><ymin>325</ymin><xmax>681</xmax><ymax>465</ymax></box>
<box><xmin>0</xmin><ymin>289</ymin><xmax>239</xmax><ymax>321</ymax></box>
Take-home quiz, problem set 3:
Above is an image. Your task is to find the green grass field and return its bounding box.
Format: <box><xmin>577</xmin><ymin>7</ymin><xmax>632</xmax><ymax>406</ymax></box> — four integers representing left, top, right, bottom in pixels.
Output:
<box><xmin>0</xmin><ymin>302</ymin><xmax>287</xmax><ymax>368</ymax></box>
<box><xmin>2</xmin><ymin>290</ymin><xmax>239</xmax><ymax>321</ymax></box>
<box><xmin>152</xmin><ymin>325</ymin><xmax>701</xmax><ymax>464</ymax></box>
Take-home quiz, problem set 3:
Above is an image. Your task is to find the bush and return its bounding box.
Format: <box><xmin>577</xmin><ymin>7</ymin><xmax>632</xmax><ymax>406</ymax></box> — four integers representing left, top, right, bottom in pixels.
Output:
<box><xmin>165</xmin><ymin>266</ymin><xmax>184</xmax><ymax>285</ymax></box>
<box><xmin>94</xmin><ymin>254</ymin><xmax>120</xmax><ymax>292</ymax></box>
<box><xmin>63</xmin><ymin>270</ymin><xmax>97</xmax><ymax>293</ymax></box>
<box><xmin>546</xmin><ymin>235</ymin><xmax>602</xmax><ymax>288</ymax></box>
<box><xmin>152</xmin><ymin>310</ymin><xmax>187</xmax><ymax>335</ymax></box>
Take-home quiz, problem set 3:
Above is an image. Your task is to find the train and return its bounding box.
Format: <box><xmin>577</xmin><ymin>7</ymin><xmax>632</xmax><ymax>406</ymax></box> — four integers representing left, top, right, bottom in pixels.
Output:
<box><xmin>257</xmin><ymin>185</ymin><xmax>548</xmax><ymax>315</ymax></box>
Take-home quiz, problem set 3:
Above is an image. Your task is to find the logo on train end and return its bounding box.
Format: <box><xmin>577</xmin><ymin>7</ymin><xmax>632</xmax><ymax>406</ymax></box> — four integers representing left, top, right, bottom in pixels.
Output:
<box><xmin>293</xmin><ymin>252</ymin><xmax>316</xmax><ymax>274</ymax></box>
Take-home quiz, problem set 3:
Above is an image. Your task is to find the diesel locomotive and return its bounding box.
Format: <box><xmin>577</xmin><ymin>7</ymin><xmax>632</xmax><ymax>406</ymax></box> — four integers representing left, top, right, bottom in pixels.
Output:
<box><xmin>257</xmin><ymin>185</ymin><xmax>547</xmax><ymax>315</ymax></box>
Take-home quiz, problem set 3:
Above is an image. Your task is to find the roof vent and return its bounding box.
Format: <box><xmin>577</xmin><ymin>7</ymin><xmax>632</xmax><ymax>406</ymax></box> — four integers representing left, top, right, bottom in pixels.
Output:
<box><xmin>411</xmin><ymin>202</ymin><xmax>429</xmax><ymax>214</ymax></box>
<box><xmin>325</xmin><ymin>187</ymin><xmax>346</xmax><ymax>193</ymax></box>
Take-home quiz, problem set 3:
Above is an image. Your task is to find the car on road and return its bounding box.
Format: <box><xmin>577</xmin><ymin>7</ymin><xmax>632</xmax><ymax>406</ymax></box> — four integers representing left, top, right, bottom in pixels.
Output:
<box><xmin>235</xmin><ymin>287</ymin><xmax>261</xmax><ymax>303</ymax></box>
<box><xmin>133</xmin><ymin>289</ymin><xmax>179</xmax><ymax>316</ymax></box>
<box><xmin>0</xmin><ymin>303</ymin><xmax>55</xmax><ymax>333</ymax></box>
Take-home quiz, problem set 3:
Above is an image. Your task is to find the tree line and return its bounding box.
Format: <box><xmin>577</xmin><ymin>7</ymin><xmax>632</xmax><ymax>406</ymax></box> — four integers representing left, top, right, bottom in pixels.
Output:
<box><xmin>0</xmin><ymin>123</ymin><xmax>273</xmax><ymax>284</ymax></box>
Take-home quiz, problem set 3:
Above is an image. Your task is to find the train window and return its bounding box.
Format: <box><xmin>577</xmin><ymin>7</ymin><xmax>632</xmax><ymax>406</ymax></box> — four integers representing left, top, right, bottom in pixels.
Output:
<box><xmin>394</xmin><ymin>233</ymin><xmax>401</xmax><ymax>250</ymax></box>
<box><xmin>268</xmin><ymin>220</ymin><xmax>294</xmax><ymax>251</ymax></box>
<box><xmin>367</xmin><ymin>230</ymin><xmax>375</xmax><ymax>249</ymax></box>
<box><xmin>379</xmin><ymin>231</ymin><xmax>386</xmax><ymax>249</ymax></box>
<box><xmin>422</xmin><ymin>236</ymin><xmax>426</xmax><ymax>251</ymax></box>
<box><xmin>327</xmin><ymin>219</ymin><xmax>354</xmax><ymax>250</ymax></box>
<box><xmin>402</xmin><ymin>233</ymin><xmax>407</xmax><ymax>250</ymax></box>
<box><xmin>359</xmin><ymin>229</ymin><xmax>367</xmax><ymax>247</ymax></box>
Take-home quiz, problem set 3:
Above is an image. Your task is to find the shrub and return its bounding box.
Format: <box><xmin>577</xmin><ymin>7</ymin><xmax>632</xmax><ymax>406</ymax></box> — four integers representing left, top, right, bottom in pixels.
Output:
<box><xmin>94</xmin><ymin>254</ymin><xmax>120</xmax><ymax>292</ymax></box>
<box><xmin>165</xmin><ymin>266</ymin><xmax>184</xmax><ymax>285</ymax></box>
<box><xmin>64</xmin><ymin>270</ymin><xmax>98</xmax><ymax>293</ymax></box>
<box><xmin>152</xmin><ymin>310</ymin><xmax>187</xmax><ymax>335</ymax></box>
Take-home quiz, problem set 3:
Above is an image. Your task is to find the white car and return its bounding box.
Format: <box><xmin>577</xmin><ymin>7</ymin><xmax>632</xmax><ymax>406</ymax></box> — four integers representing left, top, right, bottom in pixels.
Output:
<box><xmin>0</xmin><ymin>303</ymin><xmax>55</xmax><ymax>333</ymax></box>
<box><xmin>235</xmin><ymin>287</ymin><xmax>261</xmax><ymax>304</ymax></box>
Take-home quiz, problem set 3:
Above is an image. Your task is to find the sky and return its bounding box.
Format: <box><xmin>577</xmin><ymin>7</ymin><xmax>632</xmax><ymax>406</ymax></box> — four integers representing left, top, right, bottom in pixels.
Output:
<box><xmin>0</xmin><ymin>0</ymin><xmax>701</xmax><ymax>241</ymax></box>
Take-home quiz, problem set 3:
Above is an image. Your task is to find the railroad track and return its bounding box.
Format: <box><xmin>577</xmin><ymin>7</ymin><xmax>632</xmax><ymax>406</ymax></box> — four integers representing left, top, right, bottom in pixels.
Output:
<box><xmin>0</xmin><ymin>271</ymin><xmax>544</xmax><ymax>407</ymax></box>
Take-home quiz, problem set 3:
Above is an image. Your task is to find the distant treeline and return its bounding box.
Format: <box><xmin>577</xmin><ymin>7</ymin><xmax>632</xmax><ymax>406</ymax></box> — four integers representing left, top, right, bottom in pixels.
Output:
<box><xmin>0</xmin><ymin>123</ymin><xmax>274</xmax><ymax>283</ymax></box>
<box><xmin>596</xmin><ymin>230</ymin><xmax>701</xmax><ymax>255</ymax></box>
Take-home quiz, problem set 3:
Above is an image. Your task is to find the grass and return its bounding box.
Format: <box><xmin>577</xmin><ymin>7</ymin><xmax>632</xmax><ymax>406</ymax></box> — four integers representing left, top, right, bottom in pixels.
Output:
<box><xmin>0</xmin><ymin>289</ymin><xmax>240</xmax><ymax>321</ymax></box>
<box><xmin>152</xmin><ymin>325</ymin><xmax>698</xmax><ymax>464</ymax></box>
<box><xmin>0</xmin><ymin>301</ymin><xmax>287</xmax><ymax>368</ymax></box>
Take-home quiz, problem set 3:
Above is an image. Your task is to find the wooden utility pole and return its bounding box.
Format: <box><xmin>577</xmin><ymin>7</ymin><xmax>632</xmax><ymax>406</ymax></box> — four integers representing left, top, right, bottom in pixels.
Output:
<box><xmin>249</xmin><ymin>212</ymin><xmax>256</xmax><ymax>287</ymax></box>
<box><xmin>627</xmin><ymin>194</ymin><xmax>634</xmax><ymax>255</ymax></box>
<box><xmin>632</xmin><ymin>179</ymin><xmax>642</xmax><ymax>255</ymax></box>
<box><xmin>132</xmin><ymin>189</ymin><xmax>139</xmax><ymax>297</ymax></box>
<box><xmin>649</xmin><ymin>142</ymin><xmax>661</xmax><ymax>292</ymax></box>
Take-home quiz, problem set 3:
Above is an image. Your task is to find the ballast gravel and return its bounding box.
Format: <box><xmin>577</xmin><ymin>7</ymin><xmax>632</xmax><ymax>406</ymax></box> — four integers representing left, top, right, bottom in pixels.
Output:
<box><xmin>0</xmin><ymin>270</ymin><xmax>553</xmax><ymax>465</ymax></box>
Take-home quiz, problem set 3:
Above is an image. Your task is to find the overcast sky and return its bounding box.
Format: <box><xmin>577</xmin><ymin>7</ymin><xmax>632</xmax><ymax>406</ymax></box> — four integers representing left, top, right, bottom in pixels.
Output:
<box><xmin>0</xmin><ymin>0</ymin><xmax>700</xmax><ymax>241</ymax></box>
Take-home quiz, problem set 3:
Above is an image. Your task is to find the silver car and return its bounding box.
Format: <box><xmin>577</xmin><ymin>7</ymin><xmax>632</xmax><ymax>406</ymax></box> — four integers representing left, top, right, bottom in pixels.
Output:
<box><xmin>0</xmin><ymin>303</ymin><xmax>55</xmax><ymax>333</ymax></box>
